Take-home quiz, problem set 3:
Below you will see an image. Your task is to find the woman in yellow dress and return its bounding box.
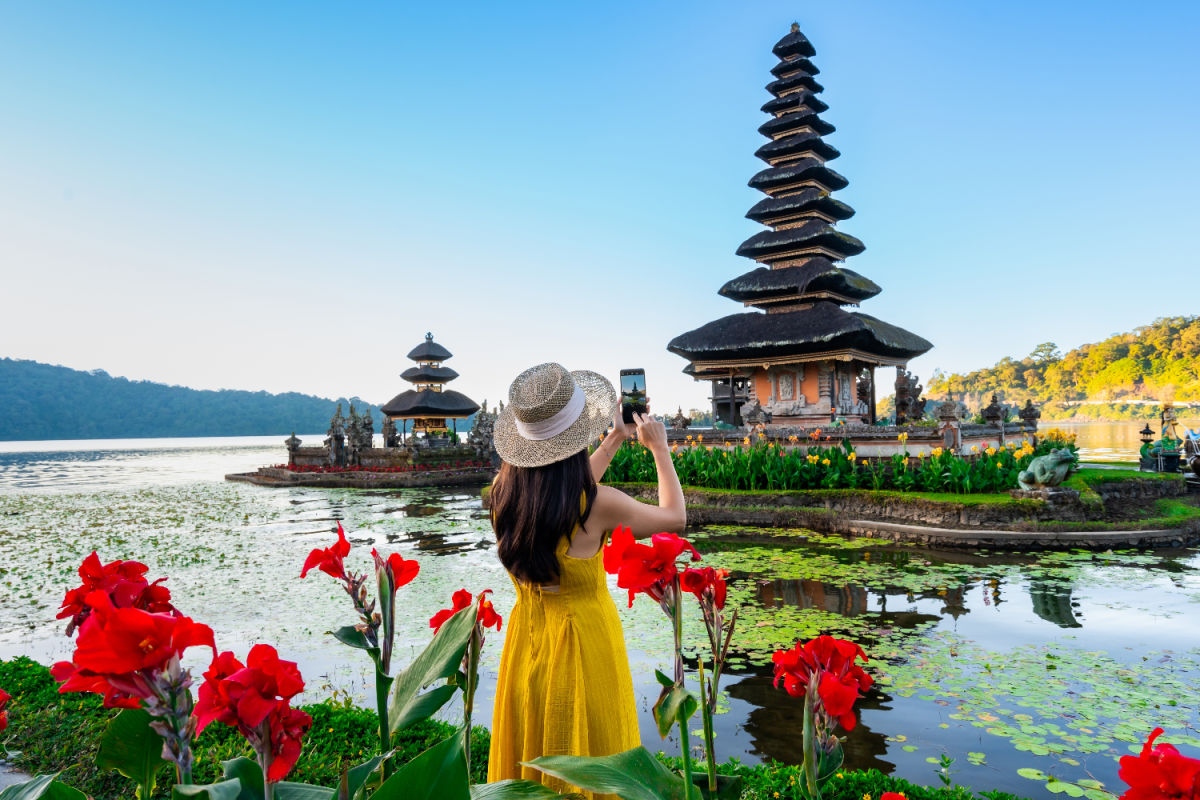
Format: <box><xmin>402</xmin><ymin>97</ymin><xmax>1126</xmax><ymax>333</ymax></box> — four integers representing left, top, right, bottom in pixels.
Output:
<box><xmin>487</xmin><ymin>362</ymin><xmax>687</xmax><ymax>798</ymax></box>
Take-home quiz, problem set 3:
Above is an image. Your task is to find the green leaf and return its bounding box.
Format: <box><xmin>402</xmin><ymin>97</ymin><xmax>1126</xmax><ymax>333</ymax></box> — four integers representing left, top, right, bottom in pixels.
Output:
<box><xmin>371</xmin><ymin>727</ymin><xmax>470</xmax><ymax>800</ymax></box>
<box><xmin>652</xmin><ymin>684</ymin><xmax>699</xmax><ymax>739</ymax></box>
<box><xmin>1018</xmin><ymin>768</ymin><xmax>1049</xmax><ymax>781</ymax></box>
<box><xmin>0</xmin><ymin>774</ymin><xmax>88</xmax><ymax>800</ymax></box>
<box><xmin>391</xmin><ymin>684</ymin><xmax>459</xmax><ymax>733</ymax></box>
<box><xmin>815</xmin><ymin>741</ymin><xmax>843</xmax><ymax>784</ymax></box>
<box><xmin>221</xmin><ymin>758</ymin><xmax>265</xmax><ymax>800</ymax></box>
<box><xmin>275</xmin><ymin>784</ymin><xmax>335</xmax><ymax>800</ymax></box>
<box><xmin>388</xmin><ymin>605</ymin><xmax>475</xmax><ymax>735</ymax></box>
<box><xmin>654</xmin><ymin>670</ymin><xmax>674</xmax><ymax>688</ymax></box>
<box><xmin>469</xmin><ymin>780</ymin><xmax>566</xmax><ymax>799</ymax></box>
<box><xmin>172</xmin><ymin>781</ymin><xmax>247</xmax><ymax>800</ymax></box>
<box><xmin>330</xmin><ymin>626</ymin><xmax>372</xmax><ymax>651</ymax></box>
<box><xmin>524</xmin><ymin>746</ymin><xmax>690</xmax><ymax>800</ymax></box>
<box><xmin>340</xmin><ymin>753</ymin><xmax>391</xmax><ymax>800</ymax></box>
<box><xmin>95</xmin><ymin>708</ymin><xmax>168</xmax><ymax>797</ymax></box>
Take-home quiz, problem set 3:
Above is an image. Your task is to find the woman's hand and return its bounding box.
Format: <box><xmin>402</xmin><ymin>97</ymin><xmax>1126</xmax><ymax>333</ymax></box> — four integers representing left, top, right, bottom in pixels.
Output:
<box><xmin>609</xmin><ymin>406</ymin><xmax>632</xmax><ymax>444</ymax></box>
<box><xmin>633</xmin><ymin>411</ymin><xmax>668</xmax><ymax>454</ymax></box>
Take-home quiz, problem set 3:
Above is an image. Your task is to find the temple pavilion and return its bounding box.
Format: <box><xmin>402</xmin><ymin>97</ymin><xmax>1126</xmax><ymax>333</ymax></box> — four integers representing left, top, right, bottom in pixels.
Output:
<box><xmin>668</xmin><ymin>23</ymin><xmax>932</xmax><ymax>426</ymax></box>
<box><xmin>381</xmin><ymin>333</ymin><xmax>479</xmax><ymax>437</ymax></box>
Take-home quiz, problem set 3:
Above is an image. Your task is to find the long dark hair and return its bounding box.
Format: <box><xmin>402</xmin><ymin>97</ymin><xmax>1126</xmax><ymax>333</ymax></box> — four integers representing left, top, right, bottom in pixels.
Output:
<box><xmin>490</xmin><ymin>449</ymin><xmax>597</xmax><ymax>584</ymax></box>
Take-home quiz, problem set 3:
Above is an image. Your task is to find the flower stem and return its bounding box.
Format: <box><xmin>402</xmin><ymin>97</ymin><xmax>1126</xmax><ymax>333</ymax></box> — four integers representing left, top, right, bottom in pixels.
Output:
<box><xmin>375</xmin><ymin>667</ymin><xmax>393</xmax><ymax>780</ymax></box>
<box><xmin>698</xmin><ymin>660</ymin><xmax>717</xmax><ymax>795</ymax></box>
<box><xmin>802</xmin><ymin>684</ymin><xmax>820</xmax><ymax>800</ymax></box>
<box><xmin>463</xmin><ymin>626</ymin><xmax>482</xmax><ymax>777</ymax></box>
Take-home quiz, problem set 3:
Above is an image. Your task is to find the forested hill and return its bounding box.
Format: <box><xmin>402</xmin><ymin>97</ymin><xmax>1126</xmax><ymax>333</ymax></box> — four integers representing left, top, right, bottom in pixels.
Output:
<box><xmin>0</xmin><ymin>358</ymin><xmax>384</xmax><ymax>441</ymax></box>
<box><xmin>925</xmin><ymin>316</ymin><xmax>1200</xmax><ymax>418</ymax></box>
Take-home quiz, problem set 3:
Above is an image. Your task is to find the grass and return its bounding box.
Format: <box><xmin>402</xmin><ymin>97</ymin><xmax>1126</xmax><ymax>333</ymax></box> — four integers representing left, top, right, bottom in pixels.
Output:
<box><xmin>0</xmin><ymin>657</ymin><xmax>1032</xmax><ymax>800</ymax></box>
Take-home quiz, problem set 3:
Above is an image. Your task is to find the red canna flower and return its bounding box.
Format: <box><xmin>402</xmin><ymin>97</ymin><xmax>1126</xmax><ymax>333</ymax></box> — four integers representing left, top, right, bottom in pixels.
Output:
<box><xmin>772</xmin><ymin>635</ymin><xmax>872</xmax><ymax>732</ymax></box>
<box><xmin>882</xmin><ymin>794</ymin><xmax>908</xmax><ymax>800</ymax></box>
<box><xmin>430</xmin><ymin>589</ymin><xmax>502</xmax><ymax>634</ymax></box>
<box><xmin>194</xmin><ymin>644</ymin><xmax>310</xmax><ymax>783</ymax></box>
<box><xmin>266</xmin><ymin>703</ymin><xmax>312</xmax><ymax>782</ymax></box>
<box><xmin>58</xmin><ymin>552</ymin><xmax>175</xmax><ymax>636</ymax></box>
<box><xmin>1119</xmin><ymin>728</ymin><xmax>1200</xmax><ymax>800</ymax></box>
<box><xmin>680</xmin><ymin>566</ymin><xmax>729</xmax><ymax>610</ymax></box>
<box><xmin>371</xmin><ymin>549</ymin><xmax>420</xmax><ymax>589</ymax></box>
<box><xmin>300</xmin><ymin>523</ymin><xmax>351</xmax><ymax>581</ymax></box>
<box><xmin>0</xmin><ymin>687</ymin><xmax>10</xmax><ymax>733</ymax></box>
<box><xmin>603</xmin><ymin>527</ymin><xmax>699</xmax><ymax>608</ymax></box>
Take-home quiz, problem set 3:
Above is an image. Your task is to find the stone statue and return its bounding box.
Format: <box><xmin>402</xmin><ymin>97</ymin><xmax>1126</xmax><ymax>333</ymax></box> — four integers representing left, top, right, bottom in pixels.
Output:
<box><xmin>382</xmin><ymin>417</ymin><xmax>399</xmax><ymax>448</ymax></box>
<box><xmin>359</xmin><ymin>408</ymin><xmax>374</xmax><ymax>450</ymax></box>
<box><xmin>467</xmin><ymin>400</ymin><xmax>500</xmax><ymax>465</ymax></box>
<box><xmin>837</xmin><ymin>366</ymin><xmax>854</xmax><ymax>414</ymax></box>
<box><xmin>284</xmin><ymin>432</ymin><xmax>301</xmax><ymax>467</ymax></box>
<box><xmin>1018</xmin><ymin>399</ymin><xmax>1041</xmax><ymax>431</ymax></box>
<box><xmin>982</xmin><ymin>394</ymin><xmax>1004</xmax><ymax>425</ymax></box>
<box><xmin>326</xmin><ymin>404</ymin><xmax>346</xmax><ymax>467</ymax></box>
<box><xmin>741</xmin><ymin>397</ymin><xmax>769</xmax><ymax>426</ymax></box>
<box><xmin>670</xmin><ymin>407</ymin><xmax>691</xmax><ymax>430</ymax></box>
<box><xmin>1017</xmin><ymin>448</ymin><xmax>1076</xmax><ymax>490</ymax></box>
<box><xmin>894</xmin><ymin>369</ymin><xmax>926</xmax><ymax>425</ymax></box>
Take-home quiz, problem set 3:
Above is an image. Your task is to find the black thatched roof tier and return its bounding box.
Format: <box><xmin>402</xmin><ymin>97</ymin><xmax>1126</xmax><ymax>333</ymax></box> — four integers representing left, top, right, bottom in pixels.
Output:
<box><xmin>718</xmin><ymin>260</ymin><xmax>881</xmax><ymax>304</ymax></box>
<box><xmin>766</xmin><ymin>73</ymin><xmax>825</xmax><ymax>97</ymax></box>
<box><xmin>406</xmin><ymin>334</ymin><xmax>453</xmax><ymax>362</ymax></box>
<box><xmin>761</xmin><ymin>91</ymin><xmax>828</xmax><ymax>116</ymax></box>
<box><xmin>770</xmin><ymin>57</ymin><xmax>819</xmax><ymax>78</ymax></box>
<box><xmin>773</xmin><ymin>24</ymin><xmax>816</xmax><ymax>59</ymax></box>
<box><xmin>736</xmin><ymin>220</ymin><xmax>865</xmax><ymax>262</ymax></box>
<box><xmin>746</xmin><ymin>190</ymin><xmax>855</xmax><ymax>225</ymax></box>
<box><xmin>755</xmin><ymin>132</ymin><xmax>840</xmax><ymax>165</ymax></box>
<box><xmin>759</xmin><ymin>110</ymin><xmax>835</xmax><ymax>139</ymax></box>
<box><xmin>381</xmin><ymin>388</ymin><xmax>479</xmax><ymax>418</ymax></box>
<box><xmin>668</xmin><ymin>301</ymin><xmax>932</xmax><ymax>366</ymax></box>
<box><xmin>748</xmin><ymin>160</ymin><xmax>848</xmax><ymax>195</ymax></box>
<box><xmin>401</xmin><ymin>365</ymin><xmax>459</xmax><ymax>384</ymax></box>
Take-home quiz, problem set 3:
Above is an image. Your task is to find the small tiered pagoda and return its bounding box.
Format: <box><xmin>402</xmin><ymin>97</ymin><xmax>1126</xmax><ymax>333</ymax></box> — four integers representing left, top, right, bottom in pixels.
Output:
<box><xmin>669</xmin><ymin>23</ymin><xmax>932</xmax><ymax>426</ymax></box>
<box><xmin>381</xmin><ymin>333</ymin><xmax>480</xmax><ymax>437</ymax></box>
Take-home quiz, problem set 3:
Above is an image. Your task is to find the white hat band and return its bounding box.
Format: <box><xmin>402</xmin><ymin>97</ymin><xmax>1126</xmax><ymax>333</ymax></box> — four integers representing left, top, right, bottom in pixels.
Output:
<box><xmin>513</xmin><ymin>385</ymin><xmax>586</xmax><ymax>441</ymax></box>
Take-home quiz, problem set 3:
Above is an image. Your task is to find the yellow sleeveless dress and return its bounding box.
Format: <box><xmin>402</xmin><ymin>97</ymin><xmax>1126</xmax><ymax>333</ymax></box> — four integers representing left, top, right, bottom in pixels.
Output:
<box><xmin>487</xmin><ymin>529</ymin><xmax>640</xmax><ymax>798</ymax></box>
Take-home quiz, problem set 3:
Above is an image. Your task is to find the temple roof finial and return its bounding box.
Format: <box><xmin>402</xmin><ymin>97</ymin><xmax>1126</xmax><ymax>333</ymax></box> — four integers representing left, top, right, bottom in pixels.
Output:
<box><xmin>790</xmin><ymin>21</ymin><xmax>800</xmax><ymax>33</ymax></box>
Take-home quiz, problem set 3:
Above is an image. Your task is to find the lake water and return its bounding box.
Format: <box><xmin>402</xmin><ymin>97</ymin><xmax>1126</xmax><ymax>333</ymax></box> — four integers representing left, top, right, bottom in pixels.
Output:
<box><xmin>1</xmin><ymin>427</ymin><xmax>1197</xmax><ymax>800</ymax></box>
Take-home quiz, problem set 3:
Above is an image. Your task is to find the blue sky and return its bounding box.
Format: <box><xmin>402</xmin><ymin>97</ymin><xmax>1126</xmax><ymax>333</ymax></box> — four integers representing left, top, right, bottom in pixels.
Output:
<box><xmin>2</xmin><ymin>1</ymin><xmax>1197</xmax><ymax>414</ymax></box>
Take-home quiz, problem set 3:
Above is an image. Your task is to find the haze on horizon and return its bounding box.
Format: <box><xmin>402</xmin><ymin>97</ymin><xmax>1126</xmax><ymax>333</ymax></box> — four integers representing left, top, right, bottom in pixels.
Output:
<box><xmin>2</xmin><ymin>1</ymin><xmax>1197</xmax><ymax>413</ymax></box>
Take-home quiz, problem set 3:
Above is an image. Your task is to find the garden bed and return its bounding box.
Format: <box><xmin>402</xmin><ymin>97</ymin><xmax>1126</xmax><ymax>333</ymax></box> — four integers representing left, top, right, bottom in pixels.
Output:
<box><xmin>602</xmin><ymin>470</ymin><xmax>1199</xmax><ymax>549</ymax></box>
<box><xmin>0</xmin><ymin>657</ymin><xmax>1030</xmax><ymax>800</ymax></box>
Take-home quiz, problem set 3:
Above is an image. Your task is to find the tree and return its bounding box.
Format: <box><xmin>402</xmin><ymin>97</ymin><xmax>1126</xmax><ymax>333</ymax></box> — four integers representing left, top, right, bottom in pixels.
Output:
<box><xmin>1029</xmin><ymin>342</ymin><xmax>1062</xmax><ymax>364</ymax></box>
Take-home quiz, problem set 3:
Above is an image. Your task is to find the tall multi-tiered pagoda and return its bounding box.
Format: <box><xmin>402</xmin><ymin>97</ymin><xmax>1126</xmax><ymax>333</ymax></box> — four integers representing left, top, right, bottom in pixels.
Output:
<box><xmin>669</xmin><ymin>23</ymin><xmax>932</xmax><ymax>426</ymax></box>
<box><xmin>381</xmin><ymin>333</ymin><xmax>480</xmax><ymax>437</ymax></box>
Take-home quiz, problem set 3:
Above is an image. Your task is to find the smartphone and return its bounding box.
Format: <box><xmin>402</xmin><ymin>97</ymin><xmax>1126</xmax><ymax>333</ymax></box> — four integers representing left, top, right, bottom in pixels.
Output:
<box><xmin>619</xmin><ymin>368</ymin><xmax>648</xmax><ymax>424</ymax></box>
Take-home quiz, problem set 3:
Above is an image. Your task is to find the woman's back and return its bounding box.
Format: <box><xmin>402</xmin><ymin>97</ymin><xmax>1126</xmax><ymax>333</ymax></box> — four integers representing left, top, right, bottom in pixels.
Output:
<box><xmin>487</xmin><ymin>534</ymin><xmax>639</xmax><ymax>799</ymax></box>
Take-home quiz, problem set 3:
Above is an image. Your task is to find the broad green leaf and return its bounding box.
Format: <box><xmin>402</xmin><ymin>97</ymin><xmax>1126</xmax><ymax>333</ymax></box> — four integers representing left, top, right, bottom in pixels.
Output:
<box><xmin>95</xmin><ymin>708</ymin><xmax>168</xmax><ymax>797</ymax></box>
<box><xmin>221</xmin><ymin>757</ymin><xmax>264</xmax><ymax>800</ymax></box>
<box><xmin>275</xmin><ymin>784</ymin><xmax>335</xmax><ymax>800</ymax></box>
<box><xmin>387</xmin><ymin>605</ymin><xmax>474</xmax><ymax>735</ymax></box>
<box><xmin>330</xmin><ymin>626</ymin><xmax>372</xmax><ymax>651</ymax></box>
<box><xmin>340</xmin><ymin>753</ymin><xmax>391</xmax><ymax>800</ymax></box>
<box><xmin>525</xmin><ymin>746</ymin><xmax>690</xmax><ymax>800</ymax></box>
<box><xmin>391</xmin><ymin>684</ymin><xmax>458</xmax><ymax>733</ymax></box>
<box><xmin>653</xmin><ymin>670</ymin><xmax>673</xmax><ymax>688</ymax></box>
<box><xmin>1018</xmin><ymin>768</ymin><xmax>1049</xmax><ymax>781</ymax></box>
<box><xmin>815</xmin><ymin>742</ymin><xmax>843</xmax><ymax>784</ymax></box>
<box><xmin>371</xmin><ymin>727</ymin><xmax>470</xmax><ymax>800</ymax></box>
<box><xmin>652</xmin><ymin>685</ymin><xmax>698</xmax><ymax>739</ymax></box>
<box><xmin>469</xmin><ymin>780</ymin><xmax>566</xmax><ymax>799</ymax></box>
<box><xmin>172</xmin><ymin>781</ymin><xmax>246</xmax><ymax>800</ymax></box>
<box><xmin>0</xmin><ymin>774</ymin><xmax>87</xmax><ymax>800</ymax></box>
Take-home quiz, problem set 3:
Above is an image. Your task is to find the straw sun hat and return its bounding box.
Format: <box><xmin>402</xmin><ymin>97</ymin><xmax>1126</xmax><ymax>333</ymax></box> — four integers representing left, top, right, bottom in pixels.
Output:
<box><xmin>494</xmin><ymin>362</ymin><xmax>618</xmax><ymax>468</ymax></box>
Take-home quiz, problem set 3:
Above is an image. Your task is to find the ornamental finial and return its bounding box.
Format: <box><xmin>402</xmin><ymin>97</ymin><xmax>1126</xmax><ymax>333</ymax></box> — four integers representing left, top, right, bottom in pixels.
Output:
<box><xmin>790</xmin><ymin>21</ymin><xmax>800</xmax><ymax>33</ymax></box>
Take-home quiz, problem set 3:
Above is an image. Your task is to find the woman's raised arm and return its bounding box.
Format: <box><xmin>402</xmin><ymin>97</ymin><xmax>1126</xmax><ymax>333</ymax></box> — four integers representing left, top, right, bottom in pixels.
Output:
<box><xmin>589</xmin><ymin>412</ymin><xmax>686</xmax><ymax>539</ymax></box>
